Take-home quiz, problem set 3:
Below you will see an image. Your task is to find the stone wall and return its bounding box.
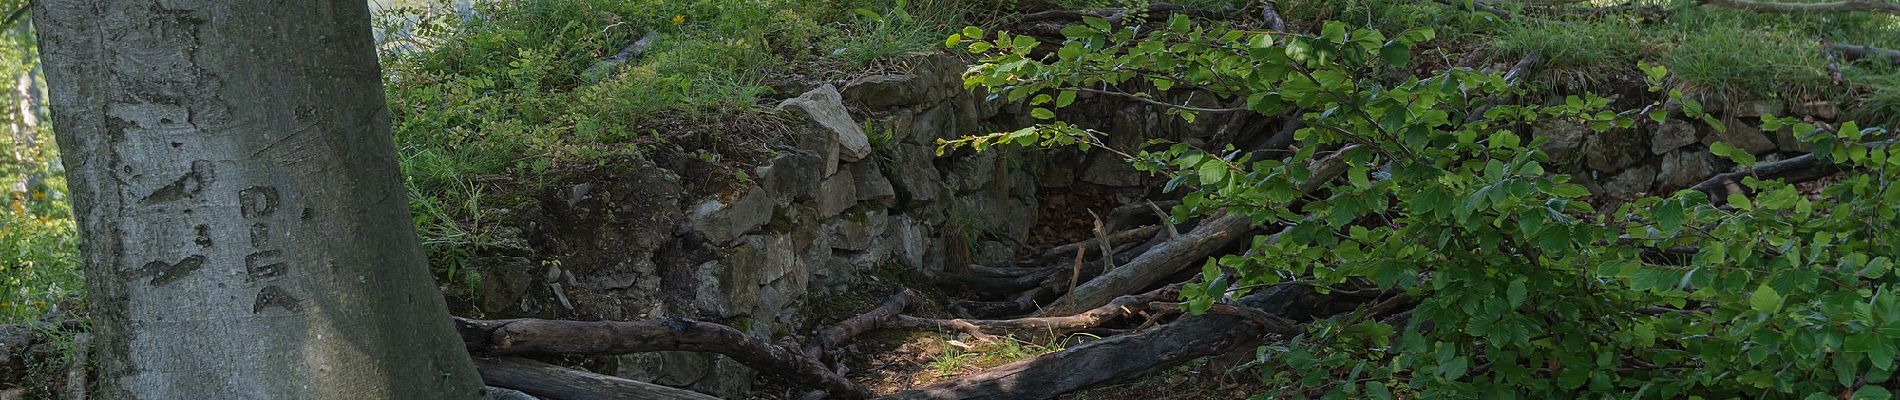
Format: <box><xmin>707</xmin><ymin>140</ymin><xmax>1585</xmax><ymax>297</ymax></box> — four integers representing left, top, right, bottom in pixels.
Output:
<box><xmin>1539</xmin><ymin>99</ymin><xmax>1839</xmax><ymax>200</ymax></box>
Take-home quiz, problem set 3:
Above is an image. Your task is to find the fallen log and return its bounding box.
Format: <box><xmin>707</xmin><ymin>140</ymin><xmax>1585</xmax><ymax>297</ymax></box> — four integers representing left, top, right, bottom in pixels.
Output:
<box><xmin>953</xmin><ymin>287</ymin><xmax>1051</xmax><ymax>318</ymax></box>
<box><xmin>922</xmin><ymin>268</ymin><xmax>1055</xmax><ymax>299</ymax></box>
<box><xmin>1030</xmin><ymin>225</ymin><xmax>1162</xmax><ymax>264</ymax></box>
<box><xmin>1827</xmin><ymin>43</ymin><xmax>1900</xmax><ymax>65</ymax></box>
<box><xmin>890</xmin><ymin>285</ymin><xmax>1181</xmax><ymax>338</ymax></box>
<box><xmin>877</xmin><ymin>285</ymin><xmax>1315</xmax><ymax>400</ymax></box>
<box><xmin>1700</xmin><ymin>0</ymin><xmax>1900</xmax><ymax>15</ymax></box>
<box><xmin>1690</xmin><ymin>140</ymin><xmax>1896</xmax><ymax>199</ymax></box>
<box><xmin>475</xmin><ymin>357</ymin><xmax>719</xmax><ymax>400</ymax></box>
<box><xmin>1037</xmin><ymin>212</ymin><xmax>1254</xmax><ymax>316</ymax></box>
<box><xmin>805</xmin><ymin>289</ymin><xmax>921</xmax><ymax>363</ymax></box>
<box><xmin>1040</xmin><ymin>146</ymin><xmax>1355</xmax><ymax>316</ymax></box>
<box><xmin>455</xmin><ymin>317</ymin><xmax>870</xmax><ymax>398</ymax></box>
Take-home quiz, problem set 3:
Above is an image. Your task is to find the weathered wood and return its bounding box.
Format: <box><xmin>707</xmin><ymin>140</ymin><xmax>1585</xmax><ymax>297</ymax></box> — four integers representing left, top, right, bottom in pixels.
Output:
<box><xmin>1038</xmin><ymin>212</ymin><xmax>1254</xmax><ymax>316</ymax></box>
<box><xmin>923</xmin><ymin>269</ymin><xmax>1054</xmax><ymax>299</ymax></box>
<box><xmin>877</xmin><ymin>285</ymin><xmax>1313</xmax><ymax>400</ymax></box>
<box><xmin>1689</xmin><ymin>140</ymin><xmax>1896</xmax><ymax>199</ymax></box>
<box><xmin>892</xmin><ymin>285</ymin><xmax>1178</xmax><ymax>338</ymax></box>
<box><xmin>805</xmin><ymin>289</ymin><xmax>921</xmax><ymax>362</ymax></box>
<box><xmin>35</xmin><ymin>0</ymin><xmax>486</xmax><ymax>397</ymax></box>
<box><xmin>455</xmin><ymin>317</ymin><xmax>870</xmax><ymax>399</ymax></box>
<box><xmin>1701</xmin><ymin>0</ymin><xmax>1900</xmax><ymax>15</ymax></box>
<box><xmin>1032</xmin><ymin>225</ymin><xmax>1162</xmax><ymax>264</ymax></box>
<box><xmin>953</xmin><ymin>287</ymin><xmax>1051</xmax><ymax>318</ymax></box>
<box><xmin>475</xmin><ymin>357</ymin><xmax>717</xmax><ymax>400</ymax></box>
<box><xmin>1039</xmin><ymin>145</ymin><xmax>1355</xmax><ymax>316</ymax></box>
<box><xmin>1828</xmin><ymin>43</ymin><xmax>1900</xmax><ymax>65</ymax></box>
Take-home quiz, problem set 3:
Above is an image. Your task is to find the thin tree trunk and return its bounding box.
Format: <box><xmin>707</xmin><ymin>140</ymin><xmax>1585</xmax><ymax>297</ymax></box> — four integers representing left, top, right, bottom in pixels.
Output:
<box><xmin>34</xmin><ymin>1</ymin><xmax>484</xmax><ymax>398</ymax></box>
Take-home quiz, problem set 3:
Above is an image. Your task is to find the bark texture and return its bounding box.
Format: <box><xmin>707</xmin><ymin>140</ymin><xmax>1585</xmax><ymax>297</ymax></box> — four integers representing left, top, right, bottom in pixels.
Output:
<box><xmin>475</xmin><ymin>358</ymin><xmax>719</xmax><ymax>400</ymax></box>
<box><xmin>35</xmin><ymin>0</ymin><xmax>484</xmax><ymax>398</ymax></box>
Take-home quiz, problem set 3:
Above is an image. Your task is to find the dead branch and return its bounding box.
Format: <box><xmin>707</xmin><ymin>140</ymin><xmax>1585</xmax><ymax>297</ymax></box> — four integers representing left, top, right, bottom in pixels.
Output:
<box><xmin>890</xmin><ymin>285</ymin><xmax>1182</xmax><ymax>338</ymax></box>
<box><xmin>953</xmin><ymin>287</ymin><xmax>1051</xmax><ymax>318</ymax></box>
<box><xmin>922</xmin><ymin>268</ymin><xmax>1054</xmax><ymax>299</ymax></box>
<box><xmin>1689</xmin><ymin>140</ymin><xmax>1898</xmax><ymax>199</ymax></box>
<box><xmin>1038</xmin><ymin>212</ymin><xmax>1255</xmax><ymax>316</ymax></box>
<box><xmin>1032</xmin><ymin>225</ymin><xmax>1162</xmax><ymax>264</ymax></box>
<box><xmin>876</xmin><ymin>285</ymin><xmax>1316</xmax><ymax>400</ymax></box>
<box><xmin>1828</xmin><ymin>43</ymin><xmax>1900</xmax><ymax>65</ymax></box>
<box><xmin>805</xmin><ymin>289</ymin><xmax>921</xmax><ymax>363</ymax></box>
<box><xmin>455</xmin><ymin>317</ymin><xmax>870</xmax><ymax>398</ymax></box>
<box><xmin>1700</xmin><ymin>0</ymin><xmax>1900</xmax><ymax>15</ymax></box>
<box><xmin>476</xmin><ymin>357</ymin><xmax>719</xmax><ymax>400</ymax></box>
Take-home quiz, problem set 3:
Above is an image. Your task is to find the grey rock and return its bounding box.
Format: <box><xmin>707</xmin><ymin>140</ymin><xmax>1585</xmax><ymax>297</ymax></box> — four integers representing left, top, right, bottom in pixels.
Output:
<box><xmin>947</xmin><ymin>150</ymin><xmax>998</xmax><ymax>192</ymax></box>
<box><xmin>1584</xmin><ymin>128</ymin><xmax>1649</xmax><ymax>172</ymax></box>
<box><xmin>1702</xmin><ymin>116</ymin><xmax>1778</xmax><ymax>155</ymax></box>
<box><xmin>690</xmin><ymin>260</ymin><xmax>738</xmax><ymax>317</ymax></box>
<box><xmin>1657</xmin><ymin>149</ymin><xmax>1719</xmax><ymax>192</ymax></box>
<box><xmin>1650</xmin><ymin>119</ymin><xmax>1699</xmax><ymax>155</ymax></box>
<box><xmin>892</xmin><ymin>216</ymin><xmax>929</xmax><ymax>270</ymax></box>
<box><xmin>973</xmin><ymin>241</ymin><xmax>1014</xmax><ymax>264</ymax></box>
<box><xmin>831</xmin><ymin>208</ymin><xmax>888</xmax><ymax>252</ymax></box>
<box><xmin>687</xmin><ymin>188</ymin><xmax>775</xmax><ymax>244</ymax></box>
<box><xmin>886</xmin><ymin>144</ymin><xmax>946</xmax><ymax>205</ymax></box>
<box><xmin>756</xmin><ymin>150</ymin><xmax>825</xmax><ymax>202</ymax></box>
<box><xmin>1731</xmin><ymin>99</ymin><xmax>1783</xmax><ymax>118</ymax></box>
<box><xmin>474</xmin><ymin>256</ymin><xmax>539</xmax><ymax>315</ymax></box>
<box><xmin>1534</xmin><ymin>121</ymin><xmax>1590</xmax><ymax>162</ymax></box>
<box><xmin>1080</xmin><ymin>152</ymin><xmax>1145</xmax><ymax>187</ymax></box>
<box><xmin>733</xmin><ymin>234</ymin><xmax>799</xmax><ymax>287</ymax></box>
<box><xmin>814</xmin><ymin>171</ymin><xmax>857</xmax><ymax>219</ymax></box>
<box><xmin>565</xmin><ymin>182</ymin><xmax>592</xmax><ymax>208</ymax></box>
<box><xmin>1774</xmin><ymin>126</ymin><xmax>1815</xmax><ymax>153</ymax></box>
<box><xmin>487</xmin><ymin>386</ymin><xmax>540</xmax><ymax>400</ymax></box>
<box><xmin>1039</xmin><ymin>158</ymin><xmax>1077</xmax><ymax>188</ymax></box>
<box><xmin>850</xmin><ymin>161</ymin><xmax>896</xmax><ymax>209</ymax></box>
<box><xmin>903</xmin><ymin>103</ymin><xmax>960</xmax><ymax>145</ymax></box>
<box><xmin>843</xmin><ymin>74</ymin><xmax>929</xmax><ymax>108</ymax></box>
<box><xmin>1791</xmin><ymin>100</ymin><xmax>1837</xmax><ymax>119</ymax></box>
<box><xmin>1599</xmin><ymin>164</ymin><xmax>1657</xmax><ymax>200</ymax></box>
<box><xmin>778</xmin><ymin>84</ymin><xmax>872</xmax><ymax>161</ymax></box>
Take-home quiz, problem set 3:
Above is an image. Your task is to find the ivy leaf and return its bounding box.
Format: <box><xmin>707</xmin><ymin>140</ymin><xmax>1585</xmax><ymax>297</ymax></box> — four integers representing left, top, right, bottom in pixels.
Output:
<box><xmin>1750</xmin><ymin>284</ymin><xmax>1782</xmax><ymax>314</ymax></box>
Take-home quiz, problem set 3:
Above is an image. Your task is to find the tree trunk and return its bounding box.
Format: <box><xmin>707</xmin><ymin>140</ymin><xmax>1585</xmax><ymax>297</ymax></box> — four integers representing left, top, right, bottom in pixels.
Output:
<box><xmin>34</xmin><ymin>1</ymin><xmax>485</xmax><ymax>398</ymax></box>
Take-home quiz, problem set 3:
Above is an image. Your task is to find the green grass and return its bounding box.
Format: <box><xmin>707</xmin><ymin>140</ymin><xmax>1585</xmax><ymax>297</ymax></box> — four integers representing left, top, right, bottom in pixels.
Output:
<box><xmin>0</xmin><ymin>138</ymin><xmax>83</xmax><ymax>325</ymax></box>
<box><xmin>376</xmin><ymin>0</ymin><xmax>983</xmax><ymax>289</ymax></box>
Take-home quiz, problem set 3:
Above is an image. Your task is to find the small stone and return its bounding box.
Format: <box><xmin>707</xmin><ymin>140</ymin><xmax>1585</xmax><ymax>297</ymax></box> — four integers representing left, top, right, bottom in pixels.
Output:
<box><xmin>814</xmin><ymin>172</ymin><xmax>857</xmax><ymax>219</ymax></box>
<box><xmin>1650</xmin><ymin>119</ymin><xmax>1699</xmax><ymax>155</ymax></box>
<box><xmin>1791</xmin><ymin>100</ymin><xmax>1837</xmax><ymax>119</ymax></box>
<box><xmin>1657</xmin><ymin>149</ymin><xmax>1719</xmax><ymax>192</ymax></box>
<box><xmin>1534</xmin><ymin>121</ymin><xmax>1589</xmax><ymax>162</ymax></box>
<box><xmin>1599</xmin><ymin>164</ymin><xmax>1656</xmax><ymax>200</ymax></box>
<box><xmin>687</xmin><ymin>188</ymin><xmax>776</xmax><ymax>244</ymax></box>
<box><xmin>842</xmin><ymin>74</ymin><xmax>926</xmax><ymax>108</ymax></box>
<box><xmin>1702</xmin><ymin>116</ymin><xmax>1778</xmax><ymax>155</ymax></box>
<box><xmin>778</xmin><ymin>84</ymin><xmax>872</xmax><ymax>161</ymax></box>
<box><xmin>886</xmin><ymin>144</ymin><xmax>946</xmax><ymax>206</ymax></box>
<box><xmin>1584</xmin><ymin>128</ymin><xmax>1648</xmax><ymax>172</ymax></box>
<box><xmin>755</xmin><ymin>150</ymin><xmax>824</xmax><ymax>202</ymax></box>
<box><xmin>1731</xmin><ymin>99</ymin><xmax>1784</xmax><ymax>118</ymax></box>
<box><xmin>850</xmin><ymin>161</ymin><xmax>896</xmax><ymax>210</ymax></box>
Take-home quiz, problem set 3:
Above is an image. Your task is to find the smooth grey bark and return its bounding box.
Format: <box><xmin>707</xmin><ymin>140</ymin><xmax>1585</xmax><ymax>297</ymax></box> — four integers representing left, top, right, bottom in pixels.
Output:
<box><xmin>34</xmin><ymin>1</ymin><xmax>485</xmax><ymax>398</ymax></box>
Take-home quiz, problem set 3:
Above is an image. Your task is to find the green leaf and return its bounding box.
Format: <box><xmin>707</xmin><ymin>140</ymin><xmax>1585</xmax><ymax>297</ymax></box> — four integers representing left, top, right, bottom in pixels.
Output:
<box><xmin>962</xmin><ymin>26</ymin><xmax>984</xmax><ymax>39</ymax></box>
<box><xmin>1198</xmin><ymin>160</ymin><xmax>1228</xmax><ymax>185</ymax></box>
<box><xmin>1507</xmin><ymin>279</ymin><xmax>1528</xmax><ymax>307</ymax></box>
<box><xmin>1750</xmin><ymin>284</ymin><xmax>1782</xmax><ymax>314</ymax></box>
<box><xmin>1031</xmin><ymin>107</ymin><xmax>1055</xmax><ymax>120</ymax></box>
<box><xmin>1853</xmin><ymin>386</ymin><xmax>1893</xmax><ymax>400</ymax></box>
<box><xmin>1653</xmin><ymin>199</ymin><xmax>1684</xmax><ymax>235</ymax></box>
<box><xmin>1083</xmin><ymin>16</ymin><xmax>1110</xmax><ymax>32</ymax></box>
<box><xmin>1056</xmin><ymin>90</ymin><xmax>1077</xmax><ymax>107</ymax></box>
<box><xmin>945</xmin><ymin>33</ymin><xmax>962</xmax><ymax>48</ymax></box>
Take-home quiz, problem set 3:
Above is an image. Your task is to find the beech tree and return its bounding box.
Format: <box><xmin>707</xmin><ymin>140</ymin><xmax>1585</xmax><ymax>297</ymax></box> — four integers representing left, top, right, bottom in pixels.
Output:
<box><xmin>33</xmin><ymin>1</ymin><xmax>484</xmax><ymax>398</ymax></box>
